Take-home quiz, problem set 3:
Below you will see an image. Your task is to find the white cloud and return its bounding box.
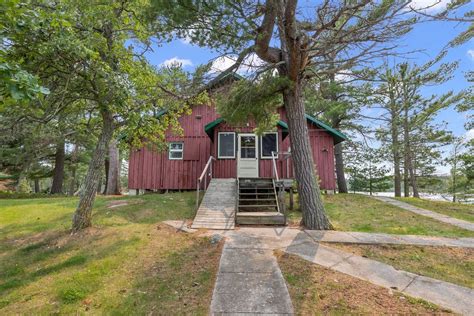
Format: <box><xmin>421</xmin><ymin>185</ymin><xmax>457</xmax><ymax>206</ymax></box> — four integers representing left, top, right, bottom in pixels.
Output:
<box><xmin>210</xmin><ymin>53</ymin><xmax>266</xmax><ymax>74</ymax></box>
<box><xmin>466</xmin><ymin>129</ymin><xmax>474</xmax><ymax>141</ymax></box>
<box><xmin>467</xmin><ymin>49</ymin><xmax>474</xmax><ymax>61</ymax></box>
<box><xmin>160</xmin><ymin>57</ymin><xmax>193</xmax><ymax>68</ymax></box>
<box><xmin>408</xmin><ymin>0</ymin><xmax>450</xmax><ymax>12</ymax></box>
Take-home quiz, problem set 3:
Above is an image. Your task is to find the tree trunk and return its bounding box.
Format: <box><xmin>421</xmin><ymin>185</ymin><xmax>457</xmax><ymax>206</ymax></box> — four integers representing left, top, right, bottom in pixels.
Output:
<box><xmin>105</xmin><ymin>139</ymin><xmax>121</xmax><ymax>195</ymax></box>
<box><xmin>407</xmin><ymin>149</ymin><xmax>420</xmax><ymax>198</ymax></box>
<box><xmin>72</xmin><ymin>111</ymin><xmax>114</xmax><ymax>232</ymax></box>
<box><xmin>334</xmin><ymin>142</ymin><xmax>348</xmax><ymax>193</ymax></box>
<box><xmin>391</xmin><ymin>125</ymin><xmax>401</xmax><ymax>197</ymax></box>
<box><xmin>68</xmin><ymin>144</ymin><xmax>79</xmax><ymax>196</ymax></box>
<box><xmin>103</xmin><ymin>157</ymin><xmax>109</xmax><ymax>194</ymax></box>
<box><xmin>403</xmin><ymin>165</ymin><xmax>409</xmax><ymax>197</ymax></box>
<box><xmin>34</xmin><ymin>179</ymin><xmax>40</xmax><ymax>193</ymax></box>
<box><xmin>283</xmin><ymin>86</ymin><xmax>331</xmax><ymax>230</ymax></box>
<box><xmin>50</xmin><ymin>139</ymin><xmax>65</xmax><ymax>194</ymax></box>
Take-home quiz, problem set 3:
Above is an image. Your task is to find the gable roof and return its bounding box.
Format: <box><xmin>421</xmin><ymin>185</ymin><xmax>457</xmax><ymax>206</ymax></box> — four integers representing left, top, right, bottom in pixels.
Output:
<box><xmin>156</xmin><ymin>108</ymin><xmax>347</xmax><ymax>144</ymax></box>
<box><xmin>204</xmin><ymin>118</ymin><xmax>289</xmax><ymax>139</ymax></box>
<box><xmin>305</xmin><ymin>114</ymin><xmax>348</xmax><ymax>144</ymax></box>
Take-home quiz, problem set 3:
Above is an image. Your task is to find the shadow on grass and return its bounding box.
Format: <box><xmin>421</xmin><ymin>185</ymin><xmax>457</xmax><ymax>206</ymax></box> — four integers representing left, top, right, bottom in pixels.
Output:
<box><xmin>0</xmin><ymin>228</ymin><xmax>140</xmax><ymax>302</ymax></box>
<box><xmin>100</xmin><ymin>234</ymin><xmax>222</xmax><ymax>315</ymax></box>
<box><xmin>95</xmin><ymin>193</ymin><xmax>196</xmax><ymax>225</ymax></box>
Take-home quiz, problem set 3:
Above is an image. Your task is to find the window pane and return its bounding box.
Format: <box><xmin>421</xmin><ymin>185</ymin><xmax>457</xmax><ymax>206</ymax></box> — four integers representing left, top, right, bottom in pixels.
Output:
<box><xmin>170</xmin><ymin>143</ymin><xmax>183</xmax><ymax>150</ymax></box>
<box><xmin>219</xmin><ymin>133</ymin><xmax>235</xmax><ymax>157</ymax></box>
<box><xmin>240</xmin><ymin>136</ymin><xmax>255</xmax><ymax>147</ymax></box>
<box><xmin>170</xmin><ymin>151</ymin><xmax>183</xmax><ymax>159</ymax></box>
<box><xmin>262</xmin><ymin>133</ymin><xmax>277</xmax><ymax>157</ymax></box>
<box><xmin>241</xmin><ymin>147</ymin><xmax>256</xmax><ymax>158</ymax></box>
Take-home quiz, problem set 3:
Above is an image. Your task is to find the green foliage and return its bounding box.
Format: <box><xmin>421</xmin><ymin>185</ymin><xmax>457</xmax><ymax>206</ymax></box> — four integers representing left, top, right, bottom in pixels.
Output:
<box><xmin>216</xmin><ymin>74</ymin><xmax>291</xmax><ymax>134</ymax></box>
<box><xmin>346</xmin><ymin>143</ymin><xmax>391</xmax><ymax>194</ymax></box>
<box><xmin>0</xmin><ymin>0</ymin><xmax>50</xmax><ymax>103</ymax></box>
<box><xmin>15</xmin><ymin>178</ymin><xmax>31</xmax><ymax>193</ymax></box>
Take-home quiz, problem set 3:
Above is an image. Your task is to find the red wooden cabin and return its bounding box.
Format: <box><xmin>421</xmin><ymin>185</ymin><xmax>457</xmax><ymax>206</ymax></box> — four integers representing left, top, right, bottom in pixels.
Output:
<box><xmin>128</xmin><ymin>104</ymin><xmax>347</xmax><ymax>193</ymax></box>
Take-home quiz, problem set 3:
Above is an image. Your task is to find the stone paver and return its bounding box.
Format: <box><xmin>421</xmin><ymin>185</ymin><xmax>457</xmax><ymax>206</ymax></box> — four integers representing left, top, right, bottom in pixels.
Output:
<box><xmin>283</xmin><ymin>240</ymin><xmax>474</xmax><ymax>315</ymax></box>
<box><xmin>211</xmin><ymin>227</ymin><xmax>473</xmax><ymax>314</ymax></box>
<box><xmin>163</xmin><ymin>220</ymin><xmax>197</xmax><ymax>233</ymax></box>
<box><xmin>211</xmin><ymin>241</ymin><xmax>293</xmax><ymax>315</ymax></box>
<box><xmin>191</xmin><ymin>178</ymin><xmax>236</xmax><ymax>230</ymax></box>
<box><xmin>373</xmin><ymin>196</ymin><xmax>474</xmax><ymax>231</ymax></box>
<box><xmin>305</xmin><ymin>230</ymin><xmax>474</xmax><ymax>248</ymax></box>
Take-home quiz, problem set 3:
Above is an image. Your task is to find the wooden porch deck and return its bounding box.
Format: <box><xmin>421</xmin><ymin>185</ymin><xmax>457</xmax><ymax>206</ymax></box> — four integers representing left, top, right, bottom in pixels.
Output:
<box><xmin>191</xmin><ymin>178</ymin><xmax>236</xmax><ymax>230</ymax></box>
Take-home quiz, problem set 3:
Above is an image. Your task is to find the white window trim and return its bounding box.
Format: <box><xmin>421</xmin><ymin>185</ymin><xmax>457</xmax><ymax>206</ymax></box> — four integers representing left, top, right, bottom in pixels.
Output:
<box><xmin>168</xmin><ymin>142</ymin><xmax>184</xmax><ymax>160</ymax></box>
<box><xmin>260</xmin><ymin>132</ymin><xmax>278</xmax><ymax>159</ymax></box>
<box><xmin>217</xmin><ymin>132</ymin><xmax>236</xmax><ymax>159</ymax></box>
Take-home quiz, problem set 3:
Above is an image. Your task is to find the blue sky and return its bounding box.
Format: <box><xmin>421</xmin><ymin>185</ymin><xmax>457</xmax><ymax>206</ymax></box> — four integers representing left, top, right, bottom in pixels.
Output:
<box><xmin>141</xmin><ymin>1</ymin><xmax>473</xmax><ymax>173</ymax></box>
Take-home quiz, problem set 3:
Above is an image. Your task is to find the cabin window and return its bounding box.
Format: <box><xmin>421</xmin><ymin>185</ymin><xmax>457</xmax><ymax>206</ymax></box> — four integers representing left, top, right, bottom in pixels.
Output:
<box><xmin>169</xmin><ymin>142</ymin><xmax>183</xmax><ymax>160</ymax></box>
<box><xmin>218</xmin><ymin>132</ymin><xmax>235</xmax><ymax>159</ymax></box>
<box><xmin>261</xmin><ymin>132</ymin><xmax>278</xmax><ymax>159</ymax></box>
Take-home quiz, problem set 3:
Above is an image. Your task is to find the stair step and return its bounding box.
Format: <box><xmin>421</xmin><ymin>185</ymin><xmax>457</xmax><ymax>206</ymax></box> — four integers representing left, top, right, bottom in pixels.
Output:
<box><xmin>238</xmin><ymin>204</ymin><xmax>277</xmax><ymax>208</ymax></box>
<box><xmin>236</xmin><ymin>212</ymin><xmax>285</xmax><ymax>225</ymax></box>
<box><xmin>239</xmin><ymin>198</ymin><xmax>276</xmax><ymax>201</ymax></box>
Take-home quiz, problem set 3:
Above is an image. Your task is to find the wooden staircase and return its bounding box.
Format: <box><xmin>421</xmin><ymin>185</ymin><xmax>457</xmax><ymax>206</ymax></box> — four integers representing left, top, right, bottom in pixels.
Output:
<box><xmin>236</xmin><ymin>178</ymin><xmax>285</xmax><ymax>225</ymax></box>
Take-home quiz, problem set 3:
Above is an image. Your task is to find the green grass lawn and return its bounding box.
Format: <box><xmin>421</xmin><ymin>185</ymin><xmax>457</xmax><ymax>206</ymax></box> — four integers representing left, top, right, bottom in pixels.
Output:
<box><xmin>287</xmin><ymin>193</ymin><xmax>474</xmax><ymax>238</ymax></box>
<box><xmin>0</xmin><ymin>193</ymin><xmax>221</xmax><ymax>315</ymax></box>
<box><xmin>276</xmin><ymin>251</ymin><xmax>449</xmax><ymax>314</ymax></box>
<box><xmin>327</xmin><ymin>243</ymin><xmax>474</xmax><ymax>289</ymax></box>
<box><xmin>395</xmin><ymin>197</ymin><xmax>474</xmax><ymax>223</ymax></box>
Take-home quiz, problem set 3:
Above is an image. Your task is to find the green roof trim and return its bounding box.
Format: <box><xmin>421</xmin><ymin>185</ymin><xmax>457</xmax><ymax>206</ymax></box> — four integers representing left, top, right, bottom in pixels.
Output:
<box><xmin>204</xmin><ymin>118</ymin><xmax>288</xmax><ymax>138</ymax></box>
<box><xmin>204</xmin><ymin>117</ymin><xmax>225</xmax><ymax>136</ymax></box>
<box><xmin>305</xmin><ymin>114</ymin><xmax>348</xmax><ymax>144</ymax></box>
<box><xmin>277</xmin><ymin>120</ymin><xmax>288</xmax><ymax>130</ymax></box>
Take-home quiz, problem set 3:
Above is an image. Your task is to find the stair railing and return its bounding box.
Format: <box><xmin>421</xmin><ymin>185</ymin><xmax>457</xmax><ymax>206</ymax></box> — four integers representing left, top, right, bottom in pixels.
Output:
<box><xmin>196</xmin><ymin>156</ymin><xmax>216</xmax><ymax>210</ymax></box>
<box><xmin>271</xmin><ymin>151</ymin><xmax>280</xmax><ymax>181</ymax></box>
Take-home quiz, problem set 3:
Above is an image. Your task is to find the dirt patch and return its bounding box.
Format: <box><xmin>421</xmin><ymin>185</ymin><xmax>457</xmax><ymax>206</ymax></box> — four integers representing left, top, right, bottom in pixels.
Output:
<box><xmin>325</xmin><ymin>243</ymin><xmax>474</xmax><ymax>289</ymax></box>
<box><xmin>276</xmin><ymin>251</ymin><xmax>452</xmax><ymax>315</ymax></box>
<box><xmin>106</xmin><ymin>198</ymin><xmax>144</xmax><ymax>209</ymax></box>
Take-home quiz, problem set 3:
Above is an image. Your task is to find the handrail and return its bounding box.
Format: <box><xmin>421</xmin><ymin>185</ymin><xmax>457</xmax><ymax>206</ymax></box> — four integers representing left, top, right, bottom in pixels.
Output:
<box><xmin>271</xmin><ymin>151</ymin><xmax>280</xmax><ymax>181</ymax></box>
<box><xmin>196</xmin><ymin>156</ymin><xmax>216</xmax><ymax>210</ymax></box>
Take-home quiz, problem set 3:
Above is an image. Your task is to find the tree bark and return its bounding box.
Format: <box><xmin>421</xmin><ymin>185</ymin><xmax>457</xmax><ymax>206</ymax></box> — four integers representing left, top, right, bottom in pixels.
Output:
<box><xmin>72</xmin><ymin>110</ymin><xmax>114</xmax><ymax>232</ymax></box>
<box><xmin>406</xmin><ymin>148</ymin><xmax>420</xmax><ymax>198</ymax></box>
<box><xmin>50</xmin><ymin>139</ymin><xmax>65</xmax><ymax>194</ymax></box>
<box><xmin>103</xmin><ymin>157</ymin><xmax>109</xmax><ymax>194</ymax></box>
<box><xmin>34</xmin><ymin>179</ymin><xmax>40</xmax><ymax>193</ymax></box>
<box><xmin>391</xmin><ymin>124</ymin><xmax>401</xmax><ymax>197</ymax></box>
<box><xmin>334</xmin><ymin>142</ymin><xmax>348</xmax><ymax>193</ymax></box>
<box><xmin>283</xmin><ymin>85</ymin><xmax>331</xmax><ymax>230</ymax></box>
<box><xmin>403</xmin><ymin>165</ymin><xmax>409</xmax><ymax>197</ymax></box>
<box><xmin>105</xmin><ymin>138</ymin><xmax>121</xmax><ymax>195</ymax></box>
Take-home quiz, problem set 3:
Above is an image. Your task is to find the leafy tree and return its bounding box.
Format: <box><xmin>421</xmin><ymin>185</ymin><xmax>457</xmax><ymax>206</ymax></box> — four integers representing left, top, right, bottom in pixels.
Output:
<box><xmin>154</xmin><ymin>0</ymin><xmax>418</xmax><ymax>229</ymax></box>
<box><xmin>2</xmin><ymin>0</ymin><xmax>207</xmax><ymax>232</ymax></box>
<box><xmin>346</xmin><ymin>143</ymin><xmax>391</xmax><ymax>195</ymax></box>
<box><xmin>372</xmin><ymin>55</ymin><xmax>462</xmax><ymax>197</ymax></box>
<box><xmin>304</xmin><ymin>73</ymin><xmax>369</xmax><ymax>193</ymax></box>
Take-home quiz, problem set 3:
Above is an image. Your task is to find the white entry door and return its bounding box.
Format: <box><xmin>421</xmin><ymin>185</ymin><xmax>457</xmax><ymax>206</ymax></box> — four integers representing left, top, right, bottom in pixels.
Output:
<box><xmin>237</xmin><ymin>133</ymin><xmax>259</xmax><ymax>178</ymax></box>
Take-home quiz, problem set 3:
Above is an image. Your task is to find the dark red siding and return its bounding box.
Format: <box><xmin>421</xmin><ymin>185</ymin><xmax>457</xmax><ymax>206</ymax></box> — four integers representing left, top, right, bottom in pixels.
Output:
<box><xmin>128</xmin><ymin>105</ymin><xmax>337</xmax><ymax>190</ymax></box>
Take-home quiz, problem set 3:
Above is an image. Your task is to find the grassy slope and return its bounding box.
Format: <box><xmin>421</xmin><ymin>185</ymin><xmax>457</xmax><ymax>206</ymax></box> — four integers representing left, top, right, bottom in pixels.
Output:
<box><xmin>326</xmin><ymin>243</ymin><xmax>474</xmax><ymax>289</ymax></box>
<box><xmin>396</xmin><ymin>197</ymin><xmax>474</xmax><ymax>223</ymax></box>
<box><xmin>287</xmin><ymin>193</ymin><xmax>474</xmax><ymax>237</ymax></box>
<box><xmin>276</xmin><ymin>251</ymin><xmax>450</xmax><ymax>314</ymax></box>
<box><xmin>0</xmin><ymin>193</ymin><xmax>221</xmax><ymax>315</ymax></box>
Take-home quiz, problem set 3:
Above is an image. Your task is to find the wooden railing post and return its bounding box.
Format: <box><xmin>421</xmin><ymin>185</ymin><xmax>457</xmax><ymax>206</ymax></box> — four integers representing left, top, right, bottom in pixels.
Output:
<box><xmin>196</xmin><ymin>156</ymin><xmax>215</xmax><ymax>210</ymax></box>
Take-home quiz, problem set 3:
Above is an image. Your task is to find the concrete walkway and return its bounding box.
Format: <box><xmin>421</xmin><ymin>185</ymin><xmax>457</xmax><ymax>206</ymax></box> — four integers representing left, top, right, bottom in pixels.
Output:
<box><xmin>373</xmin><ymin>196</ymin><xmax>474</xmax><ymax>231</ymax></box>
<box><xmin>284</xmin><ymin>242</ymin><xmax>474</xmax><ymax>315</ymax></box>
<box><xmin>210</xmin><ymin>237</ymin><xmax>294</xmax><ymax>314</ymax></box>
<box><xmin>162</xmin><ymin>223</ymin><xmax>474</xmax><ymax>314</ymax></box>
<box><xmin>305</xmin><ymin>230</ymin><xmax>474</xmax><ymax>248</ymax></box>
<box><xmin>216</xmin><ymin>228</ymin><xmax>474</xmax><ymax>315</ymax></box>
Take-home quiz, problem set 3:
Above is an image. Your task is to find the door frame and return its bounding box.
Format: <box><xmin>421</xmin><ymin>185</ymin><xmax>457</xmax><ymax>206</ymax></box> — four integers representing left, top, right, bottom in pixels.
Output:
<box><xmin>237</xmin><ymin>133</ymin><xmax>259</xmax><ymax>178</ymax></box>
